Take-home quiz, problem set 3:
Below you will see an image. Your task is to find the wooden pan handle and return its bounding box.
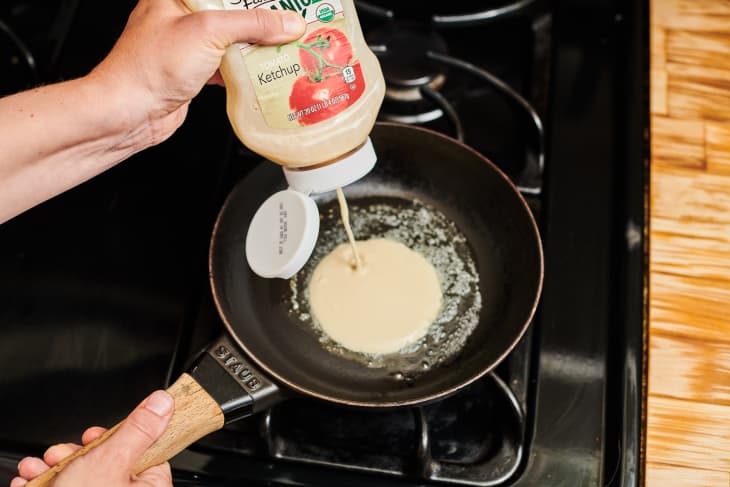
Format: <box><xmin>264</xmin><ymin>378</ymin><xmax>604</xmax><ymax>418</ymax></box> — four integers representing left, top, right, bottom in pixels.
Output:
<box><xmin>26</xmin><ymin>373</ymin><xmax>224</xmax><ymax>487</ymax></box>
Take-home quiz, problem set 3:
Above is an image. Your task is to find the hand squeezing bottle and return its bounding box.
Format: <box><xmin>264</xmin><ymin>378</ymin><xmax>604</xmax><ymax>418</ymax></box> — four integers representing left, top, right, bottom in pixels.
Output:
<box><xmin>183</xmin><ymin>0</ymin><xmax>385</xmax><ymax>278</ymax></box>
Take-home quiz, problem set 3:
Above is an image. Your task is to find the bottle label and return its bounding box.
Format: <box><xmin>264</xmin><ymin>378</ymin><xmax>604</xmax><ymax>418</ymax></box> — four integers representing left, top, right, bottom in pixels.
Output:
<box><xmin>223</xmin><ymin>0</ymin><xmax>366</xmax><ymax>128</ymax></box>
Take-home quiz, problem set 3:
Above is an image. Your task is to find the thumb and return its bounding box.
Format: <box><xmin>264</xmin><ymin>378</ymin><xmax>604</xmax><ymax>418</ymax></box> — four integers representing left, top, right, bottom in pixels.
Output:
<box><xmin>102</xmin><ymin>390</ymin><xmax>174</xmax><ymax>469</ymax></box>
<box><xmin>189</xmin><ymin>9</ymin><xmax>306</xmax><ymax>48</ymax></box>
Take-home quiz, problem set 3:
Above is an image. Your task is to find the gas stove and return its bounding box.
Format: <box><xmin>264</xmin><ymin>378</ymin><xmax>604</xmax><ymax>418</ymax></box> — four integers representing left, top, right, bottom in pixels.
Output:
<box><xmin>0</xmin><ymin>1</ymin><xmax>648</xmax><ymax>486</ymax></box>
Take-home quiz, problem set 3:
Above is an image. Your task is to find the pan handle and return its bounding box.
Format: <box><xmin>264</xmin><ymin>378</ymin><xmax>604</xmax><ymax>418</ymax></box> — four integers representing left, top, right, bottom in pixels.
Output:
<box><xmin>26</xmin><ymin>336</ymin><xmax>282</xmax><ymax>487</ymax></box>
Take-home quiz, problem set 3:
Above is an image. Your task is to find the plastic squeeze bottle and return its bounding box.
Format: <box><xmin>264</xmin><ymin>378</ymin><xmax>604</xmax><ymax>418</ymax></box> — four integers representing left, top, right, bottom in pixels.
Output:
<box><xmin>183</xmin><ymin>0</ymin><xmax>386</xmax><ymax>279</ymax></box>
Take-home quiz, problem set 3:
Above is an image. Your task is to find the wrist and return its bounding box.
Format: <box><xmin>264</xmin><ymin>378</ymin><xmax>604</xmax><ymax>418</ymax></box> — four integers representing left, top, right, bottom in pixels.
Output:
<box><xmin>82</xmin><ymin>69</ymin><xmax>158</xmax><ymax>157</ymax></box>
<box><xmin>0</xmin><ymin>73</ymin><xmax>160</xmax><ymax>222</ymax></box>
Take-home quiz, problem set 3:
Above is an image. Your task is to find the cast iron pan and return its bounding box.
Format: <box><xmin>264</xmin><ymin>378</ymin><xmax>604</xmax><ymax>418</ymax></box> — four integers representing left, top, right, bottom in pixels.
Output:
<box><xmin>29</xmin><ymin>122</ymin><xmax>543</xmax><ymax>486</ymax></box>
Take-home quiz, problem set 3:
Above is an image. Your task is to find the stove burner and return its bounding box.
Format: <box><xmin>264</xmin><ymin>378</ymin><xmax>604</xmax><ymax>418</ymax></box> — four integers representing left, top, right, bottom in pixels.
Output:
<box><xmin>384</xmin><ymin>74</ymin><xmax>445</xmax><ymax>102</ymax></box>
<box><xmin>366</xmin><ymin>23</ymin><xmax>448</xmax><ymax>89</ymax></box>
<box><xmin>375</xmin><ymin>48</ymin><xmax>545</xmax><ymax>196</ymax></box>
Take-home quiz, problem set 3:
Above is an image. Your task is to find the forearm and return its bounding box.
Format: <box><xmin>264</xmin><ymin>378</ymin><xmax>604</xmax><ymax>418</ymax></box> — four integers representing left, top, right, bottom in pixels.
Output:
<box><xmin>0</xmin><ymin>75</ymin><xmax>151</xmax><ymax>223</ymax></box>
<box><xmin>0</xmin><ymin>3</ymin><xmax>304</xmax><ymax>225</ymax></box>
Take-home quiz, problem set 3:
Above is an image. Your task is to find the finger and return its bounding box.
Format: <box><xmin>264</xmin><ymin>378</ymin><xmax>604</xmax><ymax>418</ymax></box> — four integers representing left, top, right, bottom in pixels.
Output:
<box><xmin>81</xmin><ymin>426</ymin><xmax>108</xmax><ymax>445</ymax></box>
<box><xmin>190</xmin><ymin>9</ymin><xmax>306</xmax><ymax>48</ymax></box>
<box><xmin>10</xmin><ymin>477</ymin><xmax>27</xmax><ymax>487</ymax></box>
<box><xmin>42</xmin><ymin>443</ymin><xmax>81</xmax><ymax>466</ymax></box>
<box><xmin>136</xmin><ymin>461</ymin><xmax>172</xmax><ymax>484</ymax></box>
<box><xmin>17</xmin><ymin>457</ymin><xmax>49</xmax><ymax>479</ymax></box>
<box><xmin>100</xmin><ymin>390</ymin><xmax>174</xmax><ymax>468</ymax></box>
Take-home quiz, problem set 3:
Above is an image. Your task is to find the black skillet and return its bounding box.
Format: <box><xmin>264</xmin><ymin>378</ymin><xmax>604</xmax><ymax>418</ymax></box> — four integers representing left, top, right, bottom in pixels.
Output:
<box><xmin>28</xmin><ymin>122</ymin><xmax>543</xmax><ymax>486</ymax></box>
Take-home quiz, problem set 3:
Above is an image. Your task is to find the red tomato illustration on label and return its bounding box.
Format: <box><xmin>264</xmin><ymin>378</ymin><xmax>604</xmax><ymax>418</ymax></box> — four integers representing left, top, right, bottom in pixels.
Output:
<box><xmin>289</xmin><ymin>62</ymin><xmax>365</xmax><ymax>125</ymax></box>
<box><xmin>298</xmin><ymin>27</ymin><xmax>354</xmax><ymax>79</ymax></box>
<box><xmin>289</xmin><ymin>27</ymin><xmax>365</xmax><ymax>126</ymax></box>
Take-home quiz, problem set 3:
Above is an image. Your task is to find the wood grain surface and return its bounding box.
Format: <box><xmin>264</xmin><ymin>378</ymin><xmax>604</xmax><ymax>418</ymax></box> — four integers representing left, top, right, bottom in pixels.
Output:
<box><xmin>648</xmin><ymin>0</ymin><xmax>730</xmax><ymax>485</ymax></box>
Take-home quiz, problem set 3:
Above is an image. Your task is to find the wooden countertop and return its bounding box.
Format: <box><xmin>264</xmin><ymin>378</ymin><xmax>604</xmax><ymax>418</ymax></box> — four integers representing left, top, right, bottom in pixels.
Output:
<box><xmin>647</xmin><ymin>0</ymin><xmax>730</xmax><ymax>485</ymax></box>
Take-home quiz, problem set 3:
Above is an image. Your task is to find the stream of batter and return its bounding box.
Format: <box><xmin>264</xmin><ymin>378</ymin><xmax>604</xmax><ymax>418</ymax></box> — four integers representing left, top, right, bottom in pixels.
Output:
<box><xmin>335</xmin><ymin>188</ymin><xmax>362</xmax><ymax>269</ymax></box>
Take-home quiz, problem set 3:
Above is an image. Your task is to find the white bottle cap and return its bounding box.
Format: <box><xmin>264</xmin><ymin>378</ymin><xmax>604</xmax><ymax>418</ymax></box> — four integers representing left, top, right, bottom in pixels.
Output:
<box><xmin>282</xmin><ymin>137</ymin><xmax>376</xmax><ymax>194</ymax></box>
<box><xmin>245</xmin><ymin>189</ymin><xmax>320</xmax><ymax>279</ymax></box>
<box><xmin>245</xmin><ymin>138</ymin><xmax>377</xmax><ymax>279</ymax></box>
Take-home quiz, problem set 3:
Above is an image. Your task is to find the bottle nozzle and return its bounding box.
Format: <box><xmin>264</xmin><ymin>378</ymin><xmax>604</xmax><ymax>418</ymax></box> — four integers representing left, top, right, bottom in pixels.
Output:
<box><xmin>283</xmin><ymin>137</ymin><xmax>377</xmax><ymax>194</ymax></box>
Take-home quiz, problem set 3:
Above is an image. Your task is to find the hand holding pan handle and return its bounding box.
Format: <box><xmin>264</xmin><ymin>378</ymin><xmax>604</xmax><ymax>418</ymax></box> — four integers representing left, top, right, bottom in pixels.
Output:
<box><xmin>26</xmin><ymin>336</ymin><xmax>282</xmax><ymax>487</ymax></box>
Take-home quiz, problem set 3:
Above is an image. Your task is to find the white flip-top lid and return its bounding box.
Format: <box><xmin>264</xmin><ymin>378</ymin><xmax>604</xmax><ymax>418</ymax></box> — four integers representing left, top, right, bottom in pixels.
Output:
<box><xmin>245</xmin><ymin>138</ymin><xmax>376</xmax><ymax>279</ymax></box>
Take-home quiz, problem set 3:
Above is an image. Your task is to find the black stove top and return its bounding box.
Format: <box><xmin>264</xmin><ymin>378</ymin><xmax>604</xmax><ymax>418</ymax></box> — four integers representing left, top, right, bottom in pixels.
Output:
<box><xmin>0</xmin><ymin>1</ymin><xmax>648</xmax><ymax>486</ymax></box>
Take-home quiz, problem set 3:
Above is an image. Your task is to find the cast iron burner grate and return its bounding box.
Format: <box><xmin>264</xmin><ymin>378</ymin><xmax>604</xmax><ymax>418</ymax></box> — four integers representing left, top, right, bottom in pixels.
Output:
<box><xmin>262</xmin><ymin>373</ymin><xmax>524</xmax><ymax>485</ymax></box>
<box><xmin>360</xmin><ymin>0</ymin><xmax>549</xmax><ymax>195</ymax></box>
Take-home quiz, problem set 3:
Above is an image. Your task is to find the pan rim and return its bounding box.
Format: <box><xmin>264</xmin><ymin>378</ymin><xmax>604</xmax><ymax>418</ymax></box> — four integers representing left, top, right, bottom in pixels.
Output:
<box><xmin>208</xmin><ymin>121</ymin><xmax>544</xmax><ymax>408</ymax></box>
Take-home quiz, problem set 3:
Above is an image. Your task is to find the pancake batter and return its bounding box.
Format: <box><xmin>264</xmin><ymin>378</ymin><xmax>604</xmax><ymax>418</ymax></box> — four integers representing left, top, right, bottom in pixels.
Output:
<box><xmin>308</xmin><ymin>238</ymin><xmax>443</xmax><ymax>355</ymax></box>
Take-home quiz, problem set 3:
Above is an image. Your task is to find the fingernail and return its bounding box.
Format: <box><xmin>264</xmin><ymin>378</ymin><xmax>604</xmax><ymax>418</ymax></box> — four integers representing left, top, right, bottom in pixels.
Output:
<box><xmin>144</xmin><ymin>390</ymin><xmax>173</xmax><ymax>417</ymax></box>
<box><xmin>283</xmin><ymin>12</ymin><xmax>305</xmax><ymax>35</ymax></box>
